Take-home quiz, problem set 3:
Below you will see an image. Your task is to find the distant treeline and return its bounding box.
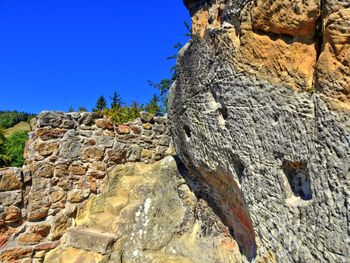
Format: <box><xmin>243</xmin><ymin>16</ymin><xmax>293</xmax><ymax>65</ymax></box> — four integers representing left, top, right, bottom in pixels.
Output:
<box><xmin>0</xmin><ymin>111</ymin><xmax>36</xmax><ymax>128</ymax></box>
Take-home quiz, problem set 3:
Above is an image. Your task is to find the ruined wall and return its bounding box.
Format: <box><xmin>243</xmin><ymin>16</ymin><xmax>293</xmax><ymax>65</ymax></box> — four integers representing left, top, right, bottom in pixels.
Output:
<box><xmin>169</xmin><ymin>0</ymin><xmax>349</xmax><ymax>262</ymax></box>
<box><xmin>0</xmin><ymin>111</ymin><xmax>172</xmax><ymax>262</ymax></box>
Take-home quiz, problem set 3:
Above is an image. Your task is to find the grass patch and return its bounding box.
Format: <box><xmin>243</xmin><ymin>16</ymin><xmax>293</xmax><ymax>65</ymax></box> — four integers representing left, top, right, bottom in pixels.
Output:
<box><xmin>6</xmin><ymin>121</ymin><xmax>31</xmax><ymax>137</ymax></box>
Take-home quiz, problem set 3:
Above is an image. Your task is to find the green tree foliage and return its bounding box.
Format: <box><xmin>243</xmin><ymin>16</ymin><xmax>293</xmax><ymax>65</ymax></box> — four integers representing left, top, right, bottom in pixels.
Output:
<box><xmin>0</xmin><ymin>128</ymin><xmax>9</xmax><ymax>167</ymax></box>
<box><xmin>0</xmin><ymin>111</ymin><xmax>36</xmax><ymax>129</ymax></box>
<box><xmin>104</xmin><ymin>101</ymin><xmax>144</xmax><ymax>125</ymax></box>
<box><xmin>148</xmin><ymin>21</ymin><xmax>191</xmax><ymax>113</ymax></box>
<box><xmin>110</xmin><ymin>91</ymin><xmax>123</xmax><ymax>109</ymax></box>
<box><xmin>78</xmin><ymin>107</ymin><xmax>88</xmax><ymax>112</ymax></box>
<box><xmin>68</xmin><ymin>106</ymin><xmax>74</xmax><ymax>112</ymax></box>
<box><xmin>145</xmin><ymin>94</ymin><xmax>160</xmax><ymax>115</ymax></box>
<box><xmin>94</xmin><ymin>95</ymin><xmax>108</xmax><ymax>112</ymax></box>
<box><xmin>5</xmin><ymin>131</ymin><xmax>28</xmax><ymax>167</ymax></box>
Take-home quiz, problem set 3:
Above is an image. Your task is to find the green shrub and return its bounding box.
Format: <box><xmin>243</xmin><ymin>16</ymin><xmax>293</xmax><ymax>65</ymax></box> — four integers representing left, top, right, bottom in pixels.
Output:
<box><xmin>5</xmin><ymin>131</ymin><xmax>29</xmax><ymax>167</ymax></box>
<box><xmin>104</xmin><ymin>101</ymin><xmax>145</xmax><ymax>125</ymax></box>
<box><xmin>0</xmin><ymin>128</ymin><xmax>9</xmax><ymax>167</ymax></box>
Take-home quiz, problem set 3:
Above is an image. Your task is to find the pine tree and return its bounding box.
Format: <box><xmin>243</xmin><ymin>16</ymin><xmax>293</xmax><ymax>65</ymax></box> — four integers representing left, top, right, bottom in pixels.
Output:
<box><xmin>110</xmin><ymin>92</ymin><xmax>123</xmax><ymax>109</ymax></box>
<box><xmin>68</xmin><ymin>106</ymin><xmax>74</xmax><ymax>112</ymax></box>
<box><xmin>94</xmin><ymin>95</ymin><xmax>107</xmax><ymax>112</ymax></box>
<box><xmin>145</xmin><ymin>94</ymin><xmax>160</xmax><ymax>115</ymax></box>
<box><xmin>78</xmin><ymin>107</ymin><xmax>87</xmax><ymax>112</ymax></box>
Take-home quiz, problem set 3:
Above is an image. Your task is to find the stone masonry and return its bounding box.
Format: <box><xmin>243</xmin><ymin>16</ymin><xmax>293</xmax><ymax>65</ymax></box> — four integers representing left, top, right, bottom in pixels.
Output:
<box><xmin>0</xmin><ymin>111</ymin><xmax>172</xmax><ymax>262</ymax></box>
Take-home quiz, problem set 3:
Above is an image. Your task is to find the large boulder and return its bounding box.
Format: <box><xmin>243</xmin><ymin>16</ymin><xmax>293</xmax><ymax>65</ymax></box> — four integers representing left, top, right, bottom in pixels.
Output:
<box><xmin>169</xmin><ymin>0</ymin><xmax>349</xmax><ymax>262</ymax></box>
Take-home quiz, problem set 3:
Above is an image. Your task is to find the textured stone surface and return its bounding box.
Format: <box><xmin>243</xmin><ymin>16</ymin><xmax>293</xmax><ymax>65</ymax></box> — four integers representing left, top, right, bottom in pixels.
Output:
<box><xmin>183</xmin><ymin>0</ymin><xmax>349</xmax><ymax>110</ymax></box>
<box><xmin>169</xmin><ymin>1</ymin><xmax>350</xmax><ymax>262</ymax></box>
<box><xmin>44</xmin><ymin>157</ymin><xmax>245</xmax><ymax>263</ymax></box>
<box><xmin>0</xmin><ymin>168</ymin><xmax>22</xmax><ymax>191</ymax></box>
<box><xmin>316</xmin><ymin>8</ymin><xmax>350</xmax><ymax>111</ymax></box>
<box><xmin>0</xmin><ymin>111</ymin><xmax>173</xmax><ymax>262</ymax></box>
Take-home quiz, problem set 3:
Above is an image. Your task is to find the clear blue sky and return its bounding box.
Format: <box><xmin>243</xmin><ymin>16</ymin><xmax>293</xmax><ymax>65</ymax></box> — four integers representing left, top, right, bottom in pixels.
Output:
<box><xmin>0</xmin><ymin>0</ymin><xmax>190</xmax><ymax>113</ymax></box>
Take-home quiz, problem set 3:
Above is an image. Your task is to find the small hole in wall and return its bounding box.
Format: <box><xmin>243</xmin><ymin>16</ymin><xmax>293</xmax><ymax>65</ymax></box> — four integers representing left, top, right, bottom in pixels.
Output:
<box><xmin>220</xmin><ymin>104</ymin><xmax>228</xmax><ymax>120</ymax></box>
<box><xmin>232</xmin><ymin>154</ymin><xmax>245</xmax><ymax>183</ymax></box>
<box><xmin>282</xmin><ymin>160</ymin><xmax>312</xmax><ymax>201</ymax></box>
<box><xmin>184</xmin><ymin>125</ymin><xmax>191</xmax><ymax>140</ymax></box>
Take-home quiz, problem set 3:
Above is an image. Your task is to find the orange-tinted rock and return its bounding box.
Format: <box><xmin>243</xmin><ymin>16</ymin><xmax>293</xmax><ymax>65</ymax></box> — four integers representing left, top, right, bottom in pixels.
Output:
<box><xmin>316</xmin><ymin>8</ymin><xmax>350</xmax><ymax>111</ymax></box>
<box><xmin>69</xmin><ymin>164</ymin><xmax>87</xmax><ymax>175</ymax></box>
<box><xmin>34</xmin><ymin>128</ymin><xmax>67</xmax><ymax>141</ymax></box>
<box><xmin>18</xmin><ymin>223</ymin><xmax>51</xmax><ymax>245</ymax></box>
<box><xmin>0</xmin><ymin>168</ymin><xmax>22</xmax><ymax>191</ymax></box>
<box><xmin>117</xmin><ymin>125</ymin><xmax>130</xmax><ymax>134</ymax></box>
<box><xmin>238</xmin><ymin>30</ymin><xmax>318</xmax><ymax>91</ymax></box>
<box><xmin>0</xmin><ymin>248</ymin><xmax>33</xmax><ymax>262</ymax></box>
<box><xmin>81</xmin><ymin>147</ymin><xmax>105</xmax><ymax>162</ymax></box>
<box><xmin>27</xmin><ymin>207</ymin><xmax>49</xmax><ymax>222</ymax></box>
<box><xmin>54</xmin><ymin>163</ymin><xmax>69</xmax><ymax>178</ymax></box>
<box><xmin>49</xmin><ymin>188</ymin><xmax>66</xmax><ymax>204</ymax></box>
<box><xmin>192</xmin><ymin>9</ymin><xmax>209</xmax><ymax>38</ymax></box>
<box><xmin>95</xmin><ymin>118</ymin><xmax>114</xmax><ymax>130</ymax></box>
<box><xmin>5</xmin><ymin>206</ymin><xmax>22</xmax><ymax>224</ymax></box>
<box><xmin>251</xmin><ymin>0</ymin><xmax>321</xmax><ymax>37</ymax></box>
<box><xmin>87</xmin><ymin>162</ymin><xmax>106</xmax><ymax>179</ymax></box>
<box><xmin>0</xmin><ymin>226</ymin><xmax>15</xmax><ymax>248</ymax></box>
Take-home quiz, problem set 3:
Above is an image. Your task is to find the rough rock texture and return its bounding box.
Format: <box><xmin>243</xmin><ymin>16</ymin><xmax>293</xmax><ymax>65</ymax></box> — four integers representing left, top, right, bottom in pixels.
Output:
<box><xmin>1</xmin><ymin>111</ymin><xmax>248</xmax><ymax>263</ymax></box>
<box><xmin>184</xmin><ymin>0</ymin><xmax>350</xmax><ymax>112</ymax></box>
<box><xmin>169</xmin><ymin>0</ymin><xmax>349</xmax><ymax>262</ymax></box>
<box><xmin>0</xmin><ymin>111</ymin><xmax>173</xmax><ymax>262</ymax></box>
<box><xmin>45</xmin><ymin>157</ymin><xmax>246</xmax><ymax>263</ymax></box>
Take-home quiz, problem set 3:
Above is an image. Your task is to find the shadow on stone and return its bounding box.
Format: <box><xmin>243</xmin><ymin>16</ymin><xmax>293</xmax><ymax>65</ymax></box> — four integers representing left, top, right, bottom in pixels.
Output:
<box><xmin>174</xmin><ymin>156</ymin><xmax>257</xmax><ymax>262</ymax></box>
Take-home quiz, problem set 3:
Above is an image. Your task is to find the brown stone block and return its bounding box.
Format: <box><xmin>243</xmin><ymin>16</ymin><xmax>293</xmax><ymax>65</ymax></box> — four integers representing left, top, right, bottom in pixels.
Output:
<box><xmin>0</xmin><ymin>226</ymin><xmax>15</xmax><ymax>248</ymax></box>
<box><xmin>69</xmin><ymin>164</ymin><xmax>87</xmax><ymax>175</ymax></box>
<box><xmin>0</xmin><ymin>248</ymin><xmax>33</xmax><ymax>262</ymax></box>
<box><xmin>5</xmin><ymin>206</ymin><xmax>22</xmax><ymax>224</ymax></box>
<box><xmin>95</xmin><ymin>118</ymin><xmax>114</xmax><ymax>130</ymax></box>
<box><xmin>130</xmin><ymin>125</ymin><xmax>141</xmax><ymax>134</ymax></box>
<box><xmin>0</xmin><ymin>168</ymin><xmax>22</xmax><ymax>191</ymax></box>
<box><xmin>34</xmin><ymin>128</ymin><xmax>67</xmax><ymax>140</ymax></box>
<box><xmin>54</xmin><ymin>163</ymin><xmax>70</xmax><ymax>178</ymax></box>
<box><xmin>81</xmin><ymin>146</ymin><xmax>105</xmax><ymax>162</ymax></box>
<box><xmin>18</xmin><ymin>223</ymin><xmax>51</xmax><ymax>245</ymax></box>
<box><xmin>33</xmin><ymin>162</ymin><xmax>54</xmax><ymax>178</ymax></box>
<box><xmin>106</xmin><ymin>149</ymin><xmax>127</xmax><ymax>164</ymax></box>
<box><xmin>27</xmin><ymin>207</ymin><xmax>49</xmax><ymax>222</ymax></box>
<box><xmin>117</xmin><ymin>125</ymin><xmax>130</xmax><ymax>134</ymax></box>
<box><xmin>34</xmin><ymin>141</ymin><xmax>59</xmax><ymax>157</ymax></box>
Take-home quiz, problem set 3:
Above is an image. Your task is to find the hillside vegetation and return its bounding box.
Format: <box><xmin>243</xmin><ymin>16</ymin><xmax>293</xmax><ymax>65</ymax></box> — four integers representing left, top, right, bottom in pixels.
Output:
<box><xmin>6</xmin><ymin>121</ymin><xmax>31</xmax><ymax>137</ymax></box>
<box><xmin>0</xmin><ymin>110</ymin><xmax>35</xmax><ymax>128</ymax></box>
<box><xmin>0</xmin><ymin>111</ymin><xmax>34</xmax><ymax>168</ymax></box>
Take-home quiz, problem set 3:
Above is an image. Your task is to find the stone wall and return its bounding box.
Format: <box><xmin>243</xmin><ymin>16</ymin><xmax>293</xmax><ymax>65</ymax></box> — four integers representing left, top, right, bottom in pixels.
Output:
<box><xmin>0</xmin><ymin>111</ymin><xmax>173</xmax><ymax>262</ymax></box>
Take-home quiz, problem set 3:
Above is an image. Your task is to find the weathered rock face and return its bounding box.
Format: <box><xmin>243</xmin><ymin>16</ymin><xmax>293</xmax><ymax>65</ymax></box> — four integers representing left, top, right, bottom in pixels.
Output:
<box><xmin>1</xmin><ymin>111</ymin><xmax>249</xmax><ymax>263</ymax></box>
<box><xmin>184</xmin><ymin>0</ymin><xmax>350</xmax><ymax>111</ymax></box>
<box><xmin>45</xmin><ymin>157</ymin><xmax>246</xmax><ymax>263</ymax></box>
<box><xmin>169</xmin><ymin>0</ymin><xmax>349</xmax><ymax>262</ymax></box>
